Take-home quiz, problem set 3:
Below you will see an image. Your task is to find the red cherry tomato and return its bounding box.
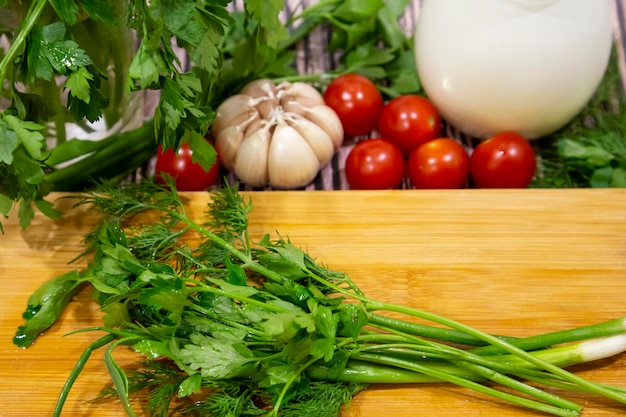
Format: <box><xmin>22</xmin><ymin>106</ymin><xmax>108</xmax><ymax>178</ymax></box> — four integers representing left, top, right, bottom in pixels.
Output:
<box><xmin>155</xmin><ymin>143</ymin><xmax>220</xmax><ymax>191</ymax></box>
<box><xmin>469</xmin><ymin>132</ymin><xmax>536</xmax><ymax>188</ymax></box>
<box><xmin>407</xmin><ymin>138</ymin><xmax>469</xmax><ymax>189</ymax></box>
<box><xmin>323</xmin><ymin>74</ymin><xmax>383</xmax><ymax>136</ymax></box>
<box><xmin>345</xmin><ymin>138</ymin><xmax>405</xmax><ymax>190</ymax></box>
<box><xmin>378</xmin><ymin>95</ymin><xmax>442</xmax><ymax>155</ymax></box>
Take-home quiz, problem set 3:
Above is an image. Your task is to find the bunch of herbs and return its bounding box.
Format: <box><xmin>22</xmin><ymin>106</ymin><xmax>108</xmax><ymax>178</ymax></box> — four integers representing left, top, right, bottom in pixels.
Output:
<box><xmin>13</xmin><ymin>179</ymin><xmax>626</xmax><ymax>416</ymax></box>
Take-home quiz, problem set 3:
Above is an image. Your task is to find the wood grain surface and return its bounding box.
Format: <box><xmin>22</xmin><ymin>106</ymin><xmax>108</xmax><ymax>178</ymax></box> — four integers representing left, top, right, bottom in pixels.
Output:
<box><xmin>1</xmin><ymin>189</ymin><xmax>626</xmax><ymax>416</ymax></box>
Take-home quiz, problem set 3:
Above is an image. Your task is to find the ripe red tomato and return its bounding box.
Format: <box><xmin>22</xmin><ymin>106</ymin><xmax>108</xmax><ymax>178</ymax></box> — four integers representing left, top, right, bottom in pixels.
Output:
<box><xmin>378</xmin><ymin>94</ymin><xmax>441</xmax><ymax>155</ymax></box>
<box><xmin>469</xmin><ymin>132</ymin><xmax>536</xmax><ymax>188</ymax></box>
<box><xmin>407</xmin><ymin>138</ymin><xmax>469</xmax><ymax>189</ymax></box>
<box><xmin>155</xmin><ymin>143</ymin><xmax>220</xmax><ymax>191</ymax></box>
<box><xmin>323</xmin><ymin>73</ymin><xmax>383</xmax><ymax>136</ymax></box>
<box><xmin>345</xmin><ymin>138</ymin><xmax>405</xmax><ymax>190</ymax></box>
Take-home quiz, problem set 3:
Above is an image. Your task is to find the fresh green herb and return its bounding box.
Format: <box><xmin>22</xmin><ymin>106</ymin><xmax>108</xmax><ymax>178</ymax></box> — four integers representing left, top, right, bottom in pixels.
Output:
<box><xmin>204</xmin><ymin>0</ymin><xmax>422</xmax><ymax>111</ymax></box>
<box><xmin>14</xmin><ymin>179</ymin><xmax>626</xmax><ymax>416</ymax></box>
<box><xmin>294</xmin><ymin>0</ymin><xmax>421</xmax><ymax>97</ymax></box>
<box><xmin>1</xmin><ymin>0</ymin><xmax>292</xmax><ymax>231</ymax></box>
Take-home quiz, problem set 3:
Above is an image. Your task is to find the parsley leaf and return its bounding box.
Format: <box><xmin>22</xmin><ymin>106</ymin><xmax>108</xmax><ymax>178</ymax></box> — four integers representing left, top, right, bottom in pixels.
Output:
<box><xmin>245</xmin><ymin>0</ymin><xmax>288</xmax><ymax>54</ymax></box>
<box><xmin>2</xmin><ymin>114</ymin><xmax>45</xmax><ymax>159</ymax></box>
<box><xmin>178</xmin><ymin>333</ymin><xmax>256</xmax><ymax>378</ymax></box>
<box><xmin>64</xmin><ymin>66</ymin><xmax>93</xmax><ymax>103</ymax></box>
<box><xmin>66</xmin><ymin>67</ymin><xmax>109</xmax><ymax>122</ymax></box>
<box><xmin>25</xmin><ymin>23</ymin><xmax>93</xmax><ymax>83</ymax></box>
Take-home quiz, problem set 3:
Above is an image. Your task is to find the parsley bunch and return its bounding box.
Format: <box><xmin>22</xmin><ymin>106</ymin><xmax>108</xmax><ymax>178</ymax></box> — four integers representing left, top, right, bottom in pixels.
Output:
<box><xmin>207</xmin><ymin>0</ymin><xmax>421</xmax><ymax>108</ymax></box>
<box><xmin>13</xmin><ymin>179</ymin><xmax>626</xmax><ymax>416</ymax></box>
<box><xmin>0</xmin><ymin>0</ymin><xmax>284</xmax><ymax>231</ymax></box>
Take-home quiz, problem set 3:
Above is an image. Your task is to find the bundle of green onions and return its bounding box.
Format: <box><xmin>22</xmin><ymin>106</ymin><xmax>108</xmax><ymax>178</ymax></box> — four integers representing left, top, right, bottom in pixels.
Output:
<box><xmin>13</xmin><ymin>179</ymin><xmax>626</xmax><ymax>417</ymax></box>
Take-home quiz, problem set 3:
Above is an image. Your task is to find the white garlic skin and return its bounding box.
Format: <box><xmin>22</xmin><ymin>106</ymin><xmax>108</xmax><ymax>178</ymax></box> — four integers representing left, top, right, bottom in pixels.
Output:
<box><xmin>287</xmin><ymin>115</ymin><xmax>335</xmax><ymax>166</ymax></box>
<box><xmin>212</xmin><ymin>79</ymin><xmax>344</xmax><ymax>189</ymax></box>
<box><xmin>233</xmin><ymin>124</ymin><xmax>271</xmax><ymax>187</ymax></box>
<box><xmin>268</xmin><ymin>122</ymin><xmax>321</xmax><ymax>189</ymax></box>
<box><xmin>212</xmin><ymin>94</ymin><xmax>258</xmax><ymax>137</ymax></box>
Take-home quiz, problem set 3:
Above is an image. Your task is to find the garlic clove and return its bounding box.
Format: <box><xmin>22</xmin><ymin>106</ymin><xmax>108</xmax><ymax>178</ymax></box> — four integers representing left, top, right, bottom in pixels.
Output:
<box><xmin>256</xmin><ymin>98</ymin><xmax>280</xmax><ymax>120</ymax></box>
<box><xmin>215</xmin><ymin>124</ymin><xmax>245</xmax><ymax>171</ymax></box>
<box><xmin>280</xmin><ymin>99</ymin><xmax>306</xmax><ymax>117</ymax></box>
<box><xmin>233</xmin><ymin>126</ymin><xmax>271</xmax><ymax>187</ymax></box>
<box><xmin>268</xmin><ymin>123</ymin><xmax>321</xmax><ymax>189</ymax></box>
<box><xmin>212</xmin><ymin>94</ymin><xmax>258</xmax><ymax>137</ymax></box>
<box><xmin>287</xmin><ymin>116</ymin><xmax>335</xmax><ymax>166</ymax></box>
<box><xmin>241</xmin><ymin>78</ymin><xmax>277</xmax><ymax>99</ymax></box>
<box><xmin>242</xmin><ymin>78</ymin><xmax>280</xmax><ymax>119</ymax></box>
<box><xmin>279</xmin><ymin>81</ymin><xmax>325</xmax><ymax>109</ymax></box>
<box><xmin>214</xmin><ymin>110</ymin><xmax>261</xmax><ymax>171</ymax></box>
<box><xmin>244</xmin><ymin>116</ymin><xmax>266</xmax><ymax>137</ymax></box>
<box><xmin>299</xmin><ymin>105</ymin><xmax>344</xmax><ymax>149</ymax></box>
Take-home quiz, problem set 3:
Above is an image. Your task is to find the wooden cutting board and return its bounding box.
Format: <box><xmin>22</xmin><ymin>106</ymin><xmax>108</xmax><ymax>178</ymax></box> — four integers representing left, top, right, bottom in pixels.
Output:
<box><xmin>1</xmin><ymin>189</ymin><xmax>626</xmax><ymax>416</ymax></box>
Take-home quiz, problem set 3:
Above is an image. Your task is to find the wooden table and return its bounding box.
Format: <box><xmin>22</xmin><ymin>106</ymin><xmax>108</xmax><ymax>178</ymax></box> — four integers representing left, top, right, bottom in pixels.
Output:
<box><xmin>1</xmin><ymin>189</ymin><xmax>626</xmax><ymax>416</ymax></box>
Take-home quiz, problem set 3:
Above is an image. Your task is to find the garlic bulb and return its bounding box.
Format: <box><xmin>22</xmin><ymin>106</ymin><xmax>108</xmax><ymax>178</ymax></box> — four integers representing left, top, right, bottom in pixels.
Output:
<box><xmin>212</xmin><ymin>79</ymin><xmax>344</xmax><ymax>189</ymax></box>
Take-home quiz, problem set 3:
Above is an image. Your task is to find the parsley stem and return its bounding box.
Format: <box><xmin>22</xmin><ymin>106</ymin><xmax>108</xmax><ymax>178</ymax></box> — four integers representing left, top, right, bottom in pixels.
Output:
<box><xmin>271</xmin><ymin>72</ymin><xmax>338</xmax><ymax>85</ymax></box>
<box><xmin>42</xmin><ymin>80</ymin><xmax>68</xmax><ymax>145</ymax></box>
<box><xmin>0</xmin><ymin>0</ymin><xmax>47</xmax><ymax>97</ymax></box>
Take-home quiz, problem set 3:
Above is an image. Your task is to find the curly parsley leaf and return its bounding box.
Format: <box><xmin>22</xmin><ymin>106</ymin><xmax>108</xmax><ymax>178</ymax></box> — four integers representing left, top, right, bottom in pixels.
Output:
<box><xmin>160</xmin><ymin>0</ymin><xmax>231</xmax><ymax>72</ymax></box>
<box><xmin>127</xmin><ymin>42</ymin><xmax>164</xmax><ymax>90</ymax></box>
<box><xmin>245</xmin><ymin>0</ymin><xmax>288</xmax><ymax>54</ymax></box>
<box><xmin>288</xmin><ymin>0</ymin><xmax>421</xmax><ymax>98</ymax></box>
<box><xmin>178</xmin><ymin>333</ymin><xmax>257</xmax><ymax>379</ymax></box>
<box><xmin>24</xmin><ymin>23</ymin><xmax>92</xmax><ymax>82</ymax></box>
<box><xmin>154</xmin><ymin>74</ymin><xmax>214</xmax><ymax>151</ymax></box>
<box><xmin>66</xmin><ymin>67</ymin><xmax>110</xmax><ymax>122</ymax></box>
<box><xmin>0</xmin><ymin>113</ymin><xmax>59</xmax><ymax>231</ymax></box>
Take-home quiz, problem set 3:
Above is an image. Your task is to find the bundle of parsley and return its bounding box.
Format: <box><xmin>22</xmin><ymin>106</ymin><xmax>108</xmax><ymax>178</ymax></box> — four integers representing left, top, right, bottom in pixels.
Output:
<box><xmin>13</xmin><ymin>179</ymin><xmax>626</xmax><ymax>417</ymax></box>
<box><xmin>0</xmin><ymin>0</ymin><xmax>280</xmax><ymax>230</ymax></box>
